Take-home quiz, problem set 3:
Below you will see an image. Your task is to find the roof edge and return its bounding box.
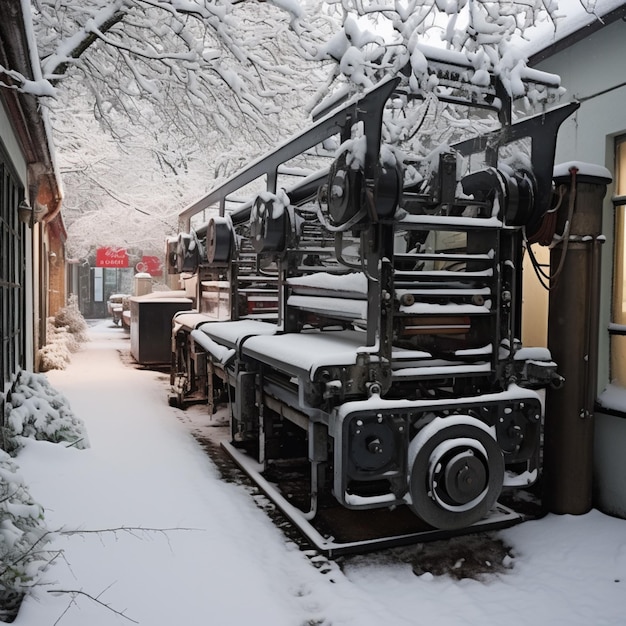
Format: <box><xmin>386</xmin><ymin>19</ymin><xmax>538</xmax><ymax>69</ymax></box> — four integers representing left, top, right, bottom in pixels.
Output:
<box><xmin>0</xmin><ymin>2</ymin><xmax>62</xmax><ymax>214</ymax></box>
<box><xmin>529</xmin><ymin>4</ymin><xmax>626</xmax><ymax>65</ymax></box>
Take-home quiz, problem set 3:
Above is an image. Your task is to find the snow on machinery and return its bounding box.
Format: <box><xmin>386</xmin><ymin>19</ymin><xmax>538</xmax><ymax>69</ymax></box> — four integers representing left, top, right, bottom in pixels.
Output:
<box><xmin>167</xmin><ymin>47</ymin><xmax>579</xmax><ymax>549</ymax></box>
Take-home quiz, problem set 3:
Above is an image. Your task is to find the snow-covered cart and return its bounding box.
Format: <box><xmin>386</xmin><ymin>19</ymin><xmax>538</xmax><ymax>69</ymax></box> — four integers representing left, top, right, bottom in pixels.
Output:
<box><xmin>106</xmin><ymin>293</ymin><xmax>128</xmax><ymax>326</ymax></box>
<box><xmin>167</xmin><ymin>49</ymin><xmax>578</xmax><ymax>553</ymax></box>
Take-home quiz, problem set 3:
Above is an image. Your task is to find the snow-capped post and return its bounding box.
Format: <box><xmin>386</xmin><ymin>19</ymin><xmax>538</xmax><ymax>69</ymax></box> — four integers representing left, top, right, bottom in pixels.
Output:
<box><xmin>134</xmin><ymin>272</ymin><xmax>152</xmax><ymax>297</ymax></box>
<box><xmin>543</xmin><ymin>162</ymin><xmax>612</xmax><ymax>515</ymax></box>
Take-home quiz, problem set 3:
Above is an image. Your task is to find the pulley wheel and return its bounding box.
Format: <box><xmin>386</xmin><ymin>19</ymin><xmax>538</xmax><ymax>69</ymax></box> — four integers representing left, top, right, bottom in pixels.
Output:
<box><xmin>327</xmin><ymin>154</ymin><xmax>363</xmax><ymax>227</ymax></box>
<box><xmin>176</xmin><ymin>233</ymin><xmax>198</xmax><ymax>273</ymax></box>
<box><xmin>166</xmin><ymin>238</ymin><xmax>179</xmax><ymax>274</ymax></box>
<box><xmin>250</xmin><ymin>196</ymin><xmax>287</xmax><ymax>254</ymax></box>
<box><xmin>206</xmin><ymin>217</ymin><xmax>233</xmax><ymax>263</ymax></box>
<box><xmin>373</xmin><ymin>162</ymin><xmax>402</xmax><ymax>219</ymax></box>
<box><xmin>408</xmin><ymin>417</ymin><xmax>504</xmax><ymax>530</ymax></box>
<box><xmin>350</xmin><ymin>421</ymin><xmax>396</xmax><ymax>472</ymax></box>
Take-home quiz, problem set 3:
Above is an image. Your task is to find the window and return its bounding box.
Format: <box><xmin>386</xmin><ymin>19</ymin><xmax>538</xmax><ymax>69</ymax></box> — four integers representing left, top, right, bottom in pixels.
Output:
<box><xmin>610</xmin><ymin>136</ymin><xmax>626</xmax><ymax>385</ymax></box>
<box><xmin>0</xmin><ymin>158</ymin><xmax>26</xmax><ymax>390</ymax></box>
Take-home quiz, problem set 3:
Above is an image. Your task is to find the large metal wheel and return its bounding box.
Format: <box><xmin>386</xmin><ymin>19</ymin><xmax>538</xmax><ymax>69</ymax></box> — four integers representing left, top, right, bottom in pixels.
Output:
<box><xmin>408</xmin><ymin>416</ymin><xmax>504</xmax><ymax>530</ymax></box>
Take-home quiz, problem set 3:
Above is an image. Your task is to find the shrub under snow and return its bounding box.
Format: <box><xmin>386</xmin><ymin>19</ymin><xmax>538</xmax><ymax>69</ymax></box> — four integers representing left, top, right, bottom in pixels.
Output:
<box><xmin>39</xmin><ymin>295</ymin><xmax>88</xmax><ymax>372</ymax></box>
<box><xmin>52</xmin><ymin>295</ymin><xmax>88</xmax><ymax>343</ymax></box>
<box><xmin>0</xmin><ymin>450</ymin><xmax>51</xmax><ymax>622</ymax></box>
<box><xmin>38</xmin><ymin>320</ymin><xmax>74</xmax><ymax>371</ymax></box>
<box><xmin>0</xmin><ymin>369</ymin><xmax>88</xmax><ymax>620</ymax></box>
<box><xmin>3</xmin><ymin>371</ymin><xmax>89</xmax><ymax>455</ymax></box>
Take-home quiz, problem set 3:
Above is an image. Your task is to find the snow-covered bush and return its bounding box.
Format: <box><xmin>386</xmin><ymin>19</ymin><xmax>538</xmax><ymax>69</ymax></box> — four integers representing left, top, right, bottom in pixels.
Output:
<box><xmin>0</xmin><ymin>366</ymin><xmax>88</xmax><ymax>619</ymax></box>
<box><xmin>0</xmin><ymin>449</ymin><xmax>51</xmax><ymax>622</ymax></box>
<box><xmin>52</xmin><ymin>294</ymin><xmax>89</xmax><ymax>343</ymax></box>
<box><xmin>39</xmin><ymin>295</ymin><xmax>89</xmax><ymax>371</ymax></box>
<box><xmin>39</xmin><ymin>320</ymin><xmax>74</xmax><ymax>372</ymax></box>
<box><xmin>2</xmin><ymin>371</ymin><xmax>89</xmax><ymax>455</ymax></box>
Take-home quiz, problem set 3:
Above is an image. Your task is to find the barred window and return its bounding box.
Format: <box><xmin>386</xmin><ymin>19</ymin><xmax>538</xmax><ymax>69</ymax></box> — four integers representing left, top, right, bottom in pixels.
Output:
<box><xmin>0</xmin><ymin>158</ymin><xmax>26</xmax><ymax>389</ymax></box>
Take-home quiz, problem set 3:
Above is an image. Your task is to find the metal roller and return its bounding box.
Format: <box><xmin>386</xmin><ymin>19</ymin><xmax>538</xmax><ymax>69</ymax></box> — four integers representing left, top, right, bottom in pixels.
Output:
<box><xmin>165</xmin><ymin>237</ymin><xmax>179</xmax><ymax>275</ymax></box>
<box><xmin>206</xmin><ymin>217</ymin><xmax>233</xmax><ymax>263</ymax></box>
<box><xmin>249</xmin><ymin>196</ymin><xmax>287</xmax><ymax>254</ymax></box>
<box><xmin>176</xmin><ymin>232</ymin><xmax>199</xmax><ymax>273</ymax></box>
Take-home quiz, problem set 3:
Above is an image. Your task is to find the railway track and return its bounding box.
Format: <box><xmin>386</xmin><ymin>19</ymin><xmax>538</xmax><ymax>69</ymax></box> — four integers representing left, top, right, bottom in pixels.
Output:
<box><xmin>172</xmin><ymin>396</ymin><xmax>534</xmax><ymax>578</ymax></box>
<box><xmin>191</xmin><ymin>420</ymin><xmax>524</xmax><ymax>580</ymax></box>
<box><xmin>181</xmin><ymin>416</ymin><xmax>342</xmax><ymax>579</ymax></box>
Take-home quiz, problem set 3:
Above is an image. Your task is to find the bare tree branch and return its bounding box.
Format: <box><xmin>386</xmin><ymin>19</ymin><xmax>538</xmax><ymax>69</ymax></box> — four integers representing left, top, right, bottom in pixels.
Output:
<box><xmin>49</xmin><ymin>586</ymin><xmax>139</xmax><ymax>625</ymax></box>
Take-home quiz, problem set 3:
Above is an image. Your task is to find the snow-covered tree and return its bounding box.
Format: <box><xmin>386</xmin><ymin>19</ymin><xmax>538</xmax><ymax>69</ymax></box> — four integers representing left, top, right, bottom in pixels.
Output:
<box><xmin>15</xmin><ymin>1</ymin><xmax>568</xmax><ymax>258</ymax></box>
<box><xmin>32</xmin><ymin>0</ymin><xmax>331</xmax><ymax>145</ymax></box>
<box><xmin>55</xmin><ymin>101</ymin><xmax>189</xmax><ymax>259</ymax></box>
<box><xmin>24</xmin><ymin>0</ymin><xmax>336</xmax><ymax>257</ymax></box>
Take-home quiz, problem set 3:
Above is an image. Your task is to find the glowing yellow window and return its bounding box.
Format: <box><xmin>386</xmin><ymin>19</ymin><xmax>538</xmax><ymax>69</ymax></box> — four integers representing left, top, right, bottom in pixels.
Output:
<box><xmin>610</xmin><ymin>137</ymin><xmax>626</xmax><ymax>385</ymax></box>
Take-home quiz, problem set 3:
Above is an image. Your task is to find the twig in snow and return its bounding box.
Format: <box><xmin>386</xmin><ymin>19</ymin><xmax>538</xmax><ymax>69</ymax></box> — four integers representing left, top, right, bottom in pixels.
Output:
<box><xmin>49</xmin><ymin>585</ymin><xmax>138</xmax><ymax>625</ymax></box>
<box><xmin>60</xmin><ymin>525</ymin><xmax>201</xmax><ymax>536</ymax></box>
<box><xmin>60</xmin><ymin>524</ymin><xmax>202</xmax><ymax>551</ymax></box>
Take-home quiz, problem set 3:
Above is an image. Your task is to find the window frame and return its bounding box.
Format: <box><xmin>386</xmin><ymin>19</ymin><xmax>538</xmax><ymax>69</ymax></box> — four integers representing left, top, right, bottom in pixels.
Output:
<box><xmin>0</xmin><ymin>153</ymin><xmax>27</xmax><ymax>391</ymax></box>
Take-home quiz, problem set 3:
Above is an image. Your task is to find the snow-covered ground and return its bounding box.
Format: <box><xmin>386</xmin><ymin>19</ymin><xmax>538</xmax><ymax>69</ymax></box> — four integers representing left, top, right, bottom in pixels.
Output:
<box><xmin>8</xmin><ymin>319</ymin><xmax>626</xmax><ymax>625</ymax></box>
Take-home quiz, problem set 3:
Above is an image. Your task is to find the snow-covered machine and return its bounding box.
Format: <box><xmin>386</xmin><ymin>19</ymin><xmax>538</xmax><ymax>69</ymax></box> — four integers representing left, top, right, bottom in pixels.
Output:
<box><xmin>167</xmin><ymin>49</ymin><xmax>578</xmax><ymax>552</ymax></box>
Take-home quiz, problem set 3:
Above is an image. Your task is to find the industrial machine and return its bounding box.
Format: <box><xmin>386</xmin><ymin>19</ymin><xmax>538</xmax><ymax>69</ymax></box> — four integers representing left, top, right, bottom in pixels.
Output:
<box><xmin>166</xmin><ymin>48</ymin><xmax>578</xmax><ymax>553</ymax></box>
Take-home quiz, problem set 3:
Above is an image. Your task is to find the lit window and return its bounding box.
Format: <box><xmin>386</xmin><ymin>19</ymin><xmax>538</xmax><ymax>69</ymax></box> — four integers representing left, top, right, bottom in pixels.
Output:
<box><xmin>610</xmin><ymin>136</ymin><xmax>626</xmax><ymax>385</ymax></box>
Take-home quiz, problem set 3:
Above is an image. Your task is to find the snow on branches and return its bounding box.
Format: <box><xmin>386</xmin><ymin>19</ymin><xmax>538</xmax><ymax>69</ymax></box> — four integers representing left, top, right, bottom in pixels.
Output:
<box><xmin>0</xmin><ymin>450</ymin><xmax>51</xmax><ymax>623</ymax></box>
<box><xmin>306</xmin><ymin>0</ymin><xmax>563</xmax><ymax>107</ymax></box>
<box><xmin>31</xmin><ymin>0</ymin><xmax>327</xmax><ymax>144</ymax></box>
<box><xmin>301</xmin><ymin>0</ymin><xmax>568</xmax><ymax>190</ymax></box>
<box><xmin>30</xmin><ymin>0</ymin><xmax>334</xmax><ymax>257</ymax></box>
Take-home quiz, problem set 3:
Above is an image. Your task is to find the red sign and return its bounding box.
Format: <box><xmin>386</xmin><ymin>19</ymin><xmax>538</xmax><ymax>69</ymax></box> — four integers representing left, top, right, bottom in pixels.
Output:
<box><xmin>96</xmin><ymin>247</ymin><xmax>129</xmax><ymax>268</ymax></box>
<box><xmin>135</xmin><ymin>255</ymin><xmax>162</xmax><ymax>276</ymax></box>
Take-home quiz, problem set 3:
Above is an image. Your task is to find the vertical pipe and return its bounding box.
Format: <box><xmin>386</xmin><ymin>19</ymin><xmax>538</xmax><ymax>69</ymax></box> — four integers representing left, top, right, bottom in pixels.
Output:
<box><xmin>544</xmin><ymin>165</ymin><xmax>611</xmax><ymax>514</ymax></box>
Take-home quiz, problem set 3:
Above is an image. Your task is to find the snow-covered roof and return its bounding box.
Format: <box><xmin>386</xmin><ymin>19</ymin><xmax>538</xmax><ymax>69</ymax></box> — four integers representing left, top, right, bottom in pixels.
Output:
<box><xmin>525</xmin><ymin>0</ymin><xmax>626</xmax><ymax>64</ymax></box>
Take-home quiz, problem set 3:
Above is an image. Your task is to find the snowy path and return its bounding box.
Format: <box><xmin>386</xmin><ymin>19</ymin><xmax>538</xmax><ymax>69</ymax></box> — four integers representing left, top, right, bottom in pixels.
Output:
<box><xmin>10</xmin><ymin>320</ymin><xmax>626</xmax><ymax>625</ymax></box>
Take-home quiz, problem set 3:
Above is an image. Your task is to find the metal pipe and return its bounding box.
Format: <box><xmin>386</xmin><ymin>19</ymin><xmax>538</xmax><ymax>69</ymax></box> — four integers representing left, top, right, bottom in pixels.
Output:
<box><xmin>544</xmin><ymin>167</ymin><xmax>610</xmax><ymax>514</ymax></box>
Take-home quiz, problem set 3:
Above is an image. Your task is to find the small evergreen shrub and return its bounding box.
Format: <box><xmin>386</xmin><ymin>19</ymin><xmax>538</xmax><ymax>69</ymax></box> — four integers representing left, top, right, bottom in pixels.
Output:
<box><xmin>2</xmin><ymin>371</ymin><xmax>89</xmax><ymax>455</ymax></box>
<box><xmin>0</xmin><ymin>449</ymin><xmax>51</xmax><ymax>623</ymax></box>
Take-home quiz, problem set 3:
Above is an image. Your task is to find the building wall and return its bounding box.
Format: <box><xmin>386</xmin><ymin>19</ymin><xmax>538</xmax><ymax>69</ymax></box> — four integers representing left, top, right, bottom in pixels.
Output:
<box><xmin>521</xmin><ymin>246</ymin><xmax>549</xmax><ymax>347</ymax></box>
<box><xmin>45</xmin><ymin>218</ymin><xmax>67</xmax><ymax>317</ymax></box>
<box><xmin>0</xmin><ymin>97</ymin><xmax>28</xmax><ymax>186</ymax></box>
<box><xmin>0</xmin><ymin>99</ymin><xmax>32</xmax><ymax>396</ymax></box>
<box><xmin>535</xmin><ymin>18</ymin><xmax>626</xmax><ymax>392</ymax></box>
<box><xmin>534</xmin><ymin>18</ymin><xmax>626</xmax><ymax>517</ymax></box>
<box><xmin>1</xmin><ymin>2</ymin><xmax>64</xmax><ymax>413</ymax></box>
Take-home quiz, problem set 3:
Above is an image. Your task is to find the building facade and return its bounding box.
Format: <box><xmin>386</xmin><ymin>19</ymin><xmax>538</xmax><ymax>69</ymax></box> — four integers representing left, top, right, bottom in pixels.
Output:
<box><xmin>527</xmin><ymin>4</ymin><xmax>626</xmax><ymax>517</ymax></box>
<box><xmin>1</xmin><ymin>3</ymin><xmax>64</xmax><ymax>407</ymax></box>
